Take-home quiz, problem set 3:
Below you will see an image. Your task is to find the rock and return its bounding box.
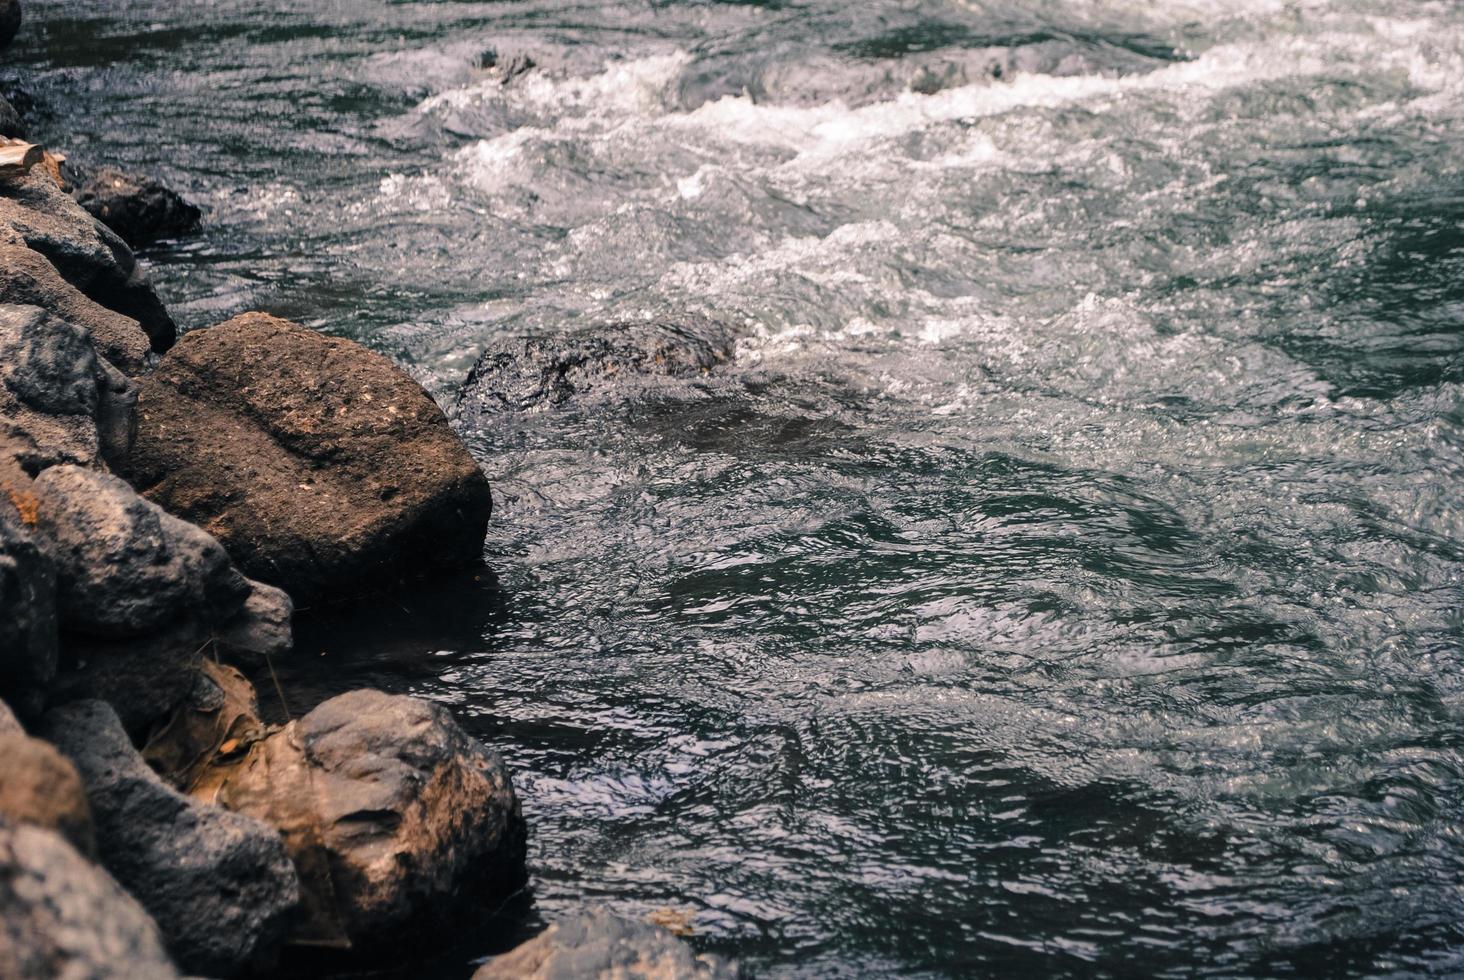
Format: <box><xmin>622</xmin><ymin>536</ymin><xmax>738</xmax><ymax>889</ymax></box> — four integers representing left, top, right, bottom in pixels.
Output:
<box><xmin>32</xmin><ymin>465</ymin><xmax>249</xmax><ymax>636</ymax></box>
<box><xmin>0</xmin><ymin>447</ymin><xmax>57</xmax><ymax>719</ymax></box>
<box><xmin>40</xmin><ymin>700</ymin><xmax>300</xmax><ymax>978</ymax></box>
<box><xmin>0</xmin><ymin>733</ymin><xmax>95</xmax><ymax>855</ymax></box>
<box><xmin>0</xmin><ymin>699</ymin><xmax>18</xmax><ymax>733</ymax></box>
<box><xmin>203</xmin><ymin>689</ymin><xmax>525</xmax><ymax>950</ymax></box>
<box><xmin>473</xmin><ymin>911</ymin><xmax>741</xmax><ymax>980</ymax></box>
<box><xmin>214</xmin><ymin>579</ymin><xmax>293</xmax><ymax>667</ymax></box>
<box><xmin>0</xmin><ymin>0</ymin><xmax>18</xmax><ymax>50</ymax></box>
<box><xmin>70</xmin><ymin>165</ymin><xmax>202</xmax><ymax>248</ymax></box>
<box><xmin>456</xmin><ymin>317</ymin><xmax>736</xmax><ymax>416</ymax></box>
<box><xmin>0</xmin><ymin>243</ymin><xmax>153</xmax><ymax>374</ymax></box>
<box><xmin>120</xmin><ymin>312</ymin><xmax>494</xmax><ymax>601</ymax></box>
<box><xmin>0</xmin><ymin>821</ymin><xmax>180</xmax><ymax>980</ymax></box>
<box><xmin>0</xmin><ymin>303</ymin><xmax>138</xmax><ymax>472</ymax></box>
<box><xmin>0</xmin><ymin>169</ymin><xmax>176</xmax><ymax>353</ymax></box>
<box><xmin>0</xmin><ymin>93</ymin><xmax>22</xmax><ymax>139</ymax></box>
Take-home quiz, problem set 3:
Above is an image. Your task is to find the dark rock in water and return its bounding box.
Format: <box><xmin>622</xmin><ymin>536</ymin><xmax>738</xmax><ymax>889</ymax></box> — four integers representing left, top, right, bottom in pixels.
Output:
<box><xmin>209</xmin><ymin>689</ymin><xmax>526</xmax><ymax>950</ymax></box>
<box><xmin>0</xmin><ymin>93</ymin><xmax>22</xmax><ymax>139</ymax></box>
<box><xmin>0</xmin><ymin>0</ymin><xmax>18</xmax><ymax>50</ymax></box>
<box><xmin>0</xmin><ymin>448</ymin><xmax>57</xmax><ymax>719</ymax></box>
<box><xmin>473</xmin><ymin>911</ymin><xmax>742</xmax><ymax>980</ymax></box>
<box><xmin>40</xmin><ymin>700</ymin><xmax>300</xmax><ymax>978</ymax></box>
<box><xmin>477</xmin><ymin>47</ymin><xmax>537</xmax><ymax>85</ymax></box>
<box><xmin>0</xmin><ymin>243</ymin><xmax>154</xmax><ymax>375</ymax></box>
<box><xmin>0</xmin><ymin>821</ymin><xmax>180</xmax><ymax>980</ymax></box>
<box><xmin>0</xmin><ymin>732</ymin><xmax>95</xmax><ymax>855</ymax></box>
<box><xmin>120</xmin><ymin>312</ymin><xmax>494</xmax><ymax>602</ymax></box>
<box><xmin>31</xmin><ymin>465</ymin><xmax>249</xmax><ymax>637</ymax></box>
<box><xmin>457</xmin><ymin>317</ymin><xmax>737</xmax><ymax>415</ymax></box>
<box><xmin>0</xmin><ymin>169</ymin><xmax>176</xmax><ymax>353</ymax></box>
<box><xmin>0</xmin><ymin>304</ymin><xmax>137</xmax><ymax>472</ymax></box>
<box><xmin>213</xmin><ymin>579</ymin><xmax>293</xmax><ymax>667</ymax></box>
<box><xmin>69</xmin><ymin>165</ymin><xmax>202</xmax><ymax>248</ymax></box>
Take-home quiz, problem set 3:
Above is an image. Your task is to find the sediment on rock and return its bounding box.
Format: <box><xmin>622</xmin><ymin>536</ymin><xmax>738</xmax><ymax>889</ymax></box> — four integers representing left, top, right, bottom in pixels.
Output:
<box><xmin>120</xmin><ymin>311</ymin><xmax>494</xmax><ymax>602</ymax></box>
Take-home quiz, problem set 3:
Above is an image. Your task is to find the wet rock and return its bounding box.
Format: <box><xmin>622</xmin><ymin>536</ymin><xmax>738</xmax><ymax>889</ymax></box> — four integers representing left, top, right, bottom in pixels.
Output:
<box><xmin>0</xmin><ymin>0</ymin><xmax>18</xmax><ymax>50</ymax></box>
<box><xmin>473</xmin><ymin>911</ymin><xmax>741</xmax><ymax>980</ymax></box>
<box><xmin>0</xmin><ymin>243</ymin><xmax>153</xmax><ymax>374</ymax></box>
<box><xmin>32</xmin><ymin>465</ymin><xmax>249</xmax><ymax>636</ymax></box>
<box><xmin>0</xmin><ymin>303</ymin><xmax>137</xmax><ymax>471</ymax></box>
<box><xmin>0</xmin><ymin>93</ymin><xmax>22</xmax><ymax>139</ymax></box>
<box><xmin>0</xmin><ymin>732</ymin><xmax>95</xmax><ymax>855</ymax></box>
<box><xmin>0</xmin><ymin>169</ymin><xmax>176</xmax><ymax>352</ymax></box>
<box><xmin>0</xmin><ymin>821</ymin><xmax>180</xmax><ymax>980</ymax></box>
<box><xmin>0</xmin><ymin>447</ymin><xmax>57</xmax><ymax>719</ymax></box>
<box><xmin>70</xmin><ymin>165</ymin><xmax>202</xmax><ymax>248</ymax></box>
<box><xmin>120</xmin><ymin>312</ymin><xmax>493</xmax><ymax>601</ymax></box>
<box><xmin>205</xmin><ymin>689</ymin><xmax>525</xmax><ymax>949</ymax></box>
<box><xmin>40</xmin><ymin>700</ymin><xmax>300</xmax><ymax>978</ymax></box>
<box><xmin>457</xmin><ymin>317</ymin><xmax>737</xmax><ymax>416</ymax></box>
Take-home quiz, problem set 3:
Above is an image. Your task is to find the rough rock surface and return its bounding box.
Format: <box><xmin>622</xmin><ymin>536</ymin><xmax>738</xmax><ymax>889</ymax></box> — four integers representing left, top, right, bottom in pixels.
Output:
<box><xmin>70</xmin><ymin>165</ymin><xmax>202</xmax><ymax>247</ymax></box>
<box><xmin>41</xmin><ymin>700</ymin><xmax>300</xmax><ymax>978</ymax></box>
<box><xmin>214</xmin><ymin>578</ymin><xmax>293</xmax><ymax>666</ymax></box>
<box><xmin>0</xmin><ymin>821</ymin><xmax>180</xmax><ymax>980</ymax></box>
<box><xmin>0</xmin><ymin>732</ymin><xmax>95</xmax><ymax>855</ymax></box>
<box><xmin>206</xmin><ymin>689</ymin><xmax>525</xmax><ymax>949</ymax></box>
<box><xmin>32</xmin><ymin>465</ymin><xmax>249</xmax><ymax>636</ymax></box>
<box><xmin>121</xmin><ymin>312</ymin><xmax>494</xmax><ymax>600</ymax></box>
<box><xmin>458</xmin><ymin>317</ymin><xmax>736</xmax><ymax>416</ymax></box>
<box><xmin>0</xmin><ymin>243</ymin><xmax>153</xmax><ymax>374</ymax></box>
<box><xmin>0</xmin><ymin>169</ymin><xmax>175</xmax><ymax>352</ymax></box>
<box><xmin>473</xmin><ymin>911</ymin><xmax>741</xmax><ymax>980</ymax></box>
<box><xmin>0</xmin><ymin>447</ymin><xmax>57</xmax><ymax>718</ymax></box>
<box><xmin>0</xmin><ymin>304</ymin><xmax>136</xmax><ymax>471</ymax></box>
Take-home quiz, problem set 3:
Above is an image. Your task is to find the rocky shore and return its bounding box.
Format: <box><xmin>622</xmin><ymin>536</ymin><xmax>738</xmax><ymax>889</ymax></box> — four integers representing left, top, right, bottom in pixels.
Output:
<box><xmin>1</xmin><ymin>5</ymin><xmax>739</xmax><ymax>978</ymax></box>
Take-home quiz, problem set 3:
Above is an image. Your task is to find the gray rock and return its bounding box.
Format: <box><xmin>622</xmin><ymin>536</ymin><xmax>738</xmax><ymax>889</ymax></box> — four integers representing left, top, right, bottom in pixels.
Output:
<box><xmin>0</xmin><ymin>447</ymin><xmax>57</xmax><ymax>719</ymax></box>
<box><xmin>0</xmin><ymin>304</ymin><xmax>137</xmax><ymax>471</ymax></box>
<box><xmin>70</xmin><ymin>165</ymin><xmax>202</xmax><ymax>247</ymax></box>
<box><xmin>473</xmin><ymin>911</ymin><xmax>741</xmax><ymax>980</ymax></box>
<box><xmin>456</xmin><ymin>317</ymin><xmax>736</xmax><ymax>416</ymax></box>
<box><xmin>212</xmin><ymin>689</ymin><xmax>525</xmax><ymax>949</ymax></box>
<box><xmin>0</xmin><ymin>0</ymin><xmax>18</xmax><ymax>50</ymax></box>
<box><xmin>32</xmin><ymin>465</ymin><xmax>250</xmax><ymax>636</ymax></box>
<box><xmin>0</xmin><ymin>821</ymin><xmax>179</xmax><ymax>980</ymax></box>
<box><xmin>0</xmin><ymin>169</ymin><xmax>175</xmax><ymax>353</ymax></box>
<box><xmin>40</xmin><ymin>700</ymin><xmax>300</xmax><ymax>978</ymax></box>
<box><xmin>0</xmin><ymin>243</ymin><xmax>153</xmax><ymax>374</ymax></box>
<box><xmin>214</xmin><ymin>579</ymin><xmax>293</xmax><ymax>667</ymax></box>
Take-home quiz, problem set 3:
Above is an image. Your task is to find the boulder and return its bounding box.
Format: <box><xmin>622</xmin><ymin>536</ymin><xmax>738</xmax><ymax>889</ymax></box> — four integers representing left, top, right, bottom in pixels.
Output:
<box><xmin>0</xmin><ymin>243</ymin><xmax>153</xmax><ymax>374</ymax></box>
<box><xmin>0</xmin><ymin>446</ymin><xmax>57</xmax><ymax>719</ymax></box>
<box><xmin>0</xmin><ymin>0</ymin><xmax>17</xmax><ymax>50</ymax></box>
<box><xmin>32</xmin><ymin>465</ymin><xmax>249</xmax><ymax>636</ymax></box>
<box><xmin>40</xmin><ymin>700</ymin><xmax>300</xmax><ymax>978</ymax></box>
<box><xmin>120</xmin><ymin>312</ymin><xmax>494</xmax><ymax>601</ymax></box>
<box><xmin>0</xmin><ymin>733</ymin><xmax>95</xmax><ymax>855</ymax></box>
<box><xmin>0</xmin><ymin>821</ymin><xmax>180</xmax><ymax>980</ymax></box>
<box><xmin>456</xmin><ymin>317</ymin><xmax>736</xmax><ymax>417</ymax></box>
<box><xmin>69</xmin><ymin>165</ymin><xmax>202</xmax><ymax>248</ymax></box>
<box><xmin>0</xmin><ymin>169</ymin><xmax>175</xmax><ymax>352</ymax></box>
<box><xmin>0</xmin><ymin>304</ymin><xmax>137</xmax><ymax>472</ymax></box>
<box><xmin>213</xmin><ymin>578</ymin><xmax>293</xmax><ymax>667</ymax></box>
<box><xmin>201</xmin><ymin>689</ymin><xmax>525</xmax><ymax>950</ymax></box>
<box><xmin>473</xmin><ymin>911</ymin><xmax>741</xmax><ymax>980</ymax></box>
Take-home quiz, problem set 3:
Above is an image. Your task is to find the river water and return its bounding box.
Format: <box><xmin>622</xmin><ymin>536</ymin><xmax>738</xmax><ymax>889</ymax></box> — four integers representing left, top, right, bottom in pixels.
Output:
<box><xmin>9</xmin><ymin>1</ymin><xmax>1464</xmax><ymax>976</ymax></box>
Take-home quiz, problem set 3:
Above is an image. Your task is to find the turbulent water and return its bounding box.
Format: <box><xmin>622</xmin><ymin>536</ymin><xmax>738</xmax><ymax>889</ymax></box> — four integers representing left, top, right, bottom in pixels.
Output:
<box><xmin>9</xmin><ymin>0</ymin><xmax>1464</xmax><ymax>975</ymax></box>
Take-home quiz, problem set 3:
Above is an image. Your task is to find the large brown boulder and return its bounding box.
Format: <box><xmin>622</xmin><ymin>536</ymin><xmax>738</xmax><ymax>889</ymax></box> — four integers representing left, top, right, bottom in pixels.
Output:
<box><xmin>121</xmin><ymin>312</ymin><xmax>493</xmax><ymax>601</ymax></box>
<box><xmin>0</xmin><ymin>821</ymin><xmax>180</xmax><ymax>980</ymax></box>
<box><xmin>199</xmin><ymin>689</ymin><xmax>525</xmax><ymax>950</ymax></box>
<box><xmin>473</xmin><ymin>911</ymin><xmax>742</xmax><ymax>980</ymax></box>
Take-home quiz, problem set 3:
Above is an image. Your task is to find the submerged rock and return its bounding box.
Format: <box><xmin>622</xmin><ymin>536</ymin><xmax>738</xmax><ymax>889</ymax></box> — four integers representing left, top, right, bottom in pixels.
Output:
<box><xmin>203</xmin><ymin>689</ymin><xmax>526</xmax><ymax>950</ymax></box>
<box><xmin>0</xmin><ymin>732</ymin><xmax>95</xmax><ymax>855</ymax></box>
<box><xmin>0</xmin><ymin>821</ymin><xmax>180</xmax><ymax>980</ymax></box>
<box><xmin>0</xmin><ymin>169</ymin><xmax>176</xmax><ymax>353</ymax></box>
<box><xmin>473</xmin><ymin>911</ymin><xmax>741</xmax><ymax>980</ymax></box>
<box><xmin>69</xmin><ymin>165</ymin><xmax>202</xmax><ymax>248</ymax></box>
<box><xmin>41</xmin><ymin>700</ymin><xmax>300</xmax><ymax>978</ymax></box>
<box><xmin>121</xmin><ymin>312</ymin><xmax>493</xmax><ymax>601</ymax></box>
<box><xmin>457</xmin><ymin>317</ymin><xmax>737</xmax><ymax>416</ymax></box>
<box><xmin>0</xmin><ymin>304</ymin><xmax>136</xmax><ymax>471</ymax></box>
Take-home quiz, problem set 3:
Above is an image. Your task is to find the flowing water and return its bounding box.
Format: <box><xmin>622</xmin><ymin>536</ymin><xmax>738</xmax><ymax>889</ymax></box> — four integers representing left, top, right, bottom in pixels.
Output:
<box><xmin>8</xmin><ymin>0</ymin><xmax>1464</xmax><ymax>975</ymax></box>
